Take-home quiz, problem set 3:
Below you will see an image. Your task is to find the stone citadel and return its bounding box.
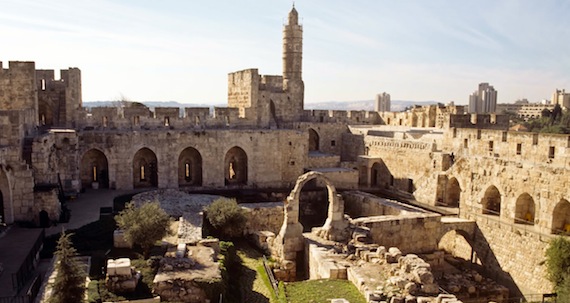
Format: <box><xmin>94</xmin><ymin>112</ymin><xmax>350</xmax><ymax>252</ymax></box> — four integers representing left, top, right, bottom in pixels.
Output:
<box><xmin>0</xmin><ymin>6</ymin><xmax>569</xmax><ymax>302</ymax></box>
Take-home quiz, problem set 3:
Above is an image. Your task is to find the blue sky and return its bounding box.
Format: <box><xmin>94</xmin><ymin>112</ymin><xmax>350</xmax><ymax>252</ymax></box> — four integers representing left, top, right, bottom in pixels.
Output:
<box><xmin>1</xmin><ymin>0</ymin><xmax>570</xmax><ymax>105</ymax></box>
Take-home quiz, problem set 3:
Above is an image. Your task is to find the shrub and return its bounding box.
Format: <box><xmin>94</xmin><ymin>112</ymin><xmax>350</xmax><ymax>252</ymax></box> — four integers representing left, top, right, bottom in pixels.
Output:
<box><xmin>545</xmin><ymin>236</ymin><xmax>570</xmax><ymax>300</ymax></box>
<box><xmin>205</xmin><ymin>198</ymin><xmax>246</xmax><ymax>239</ymax></box>
<box><xmin>115</xmin><ymin>201</ymin><xmax>172</xmax><ymax>258</ymax></box>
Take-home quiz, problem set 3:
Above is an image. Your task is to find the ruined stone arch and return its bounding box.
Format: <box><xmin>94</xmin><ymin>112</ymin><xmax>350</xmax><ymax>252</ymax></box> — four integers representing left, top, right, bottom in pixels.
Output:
<box><xmin>551</xmin><ymin>199</ymin><xmax>570</xmax><ymax>234</ymax></box>
<box><xmin>80</xmin><ymin>148</ymin><xmax>109</xmax><ymax>189</ymax></box>
<box><xmin>285</xmin><ymin>171</ymin><xmax>348</xmax><ymax>241</ymax></box>
<box><xmin>178</xmin><ymin>147</ymin><xmax>202</xmax><ymax>187</ymax></box>
<box><xmin>308</xmin><ymin>128</ymin><xmax>319</xmax><ymax>152</ymax></box>
<box><xmin>0</xmin><ymin>167</ymin><xmax>12</xmax><ymax>224</ymax></box>
<box><xmin>224</xmin><ymin>146</ymin><xmax>247</xmax><ymax>185</ymax></box>
<box><xmin>444</xmin><ymin>177</ymin><xmax>461</xmax><ymax>207</ymax></box>
<box><xmin>437</xmin><ymin>229</ymin><xmax>477</xmax><ymax>264</ymax></box>
<box><xmin>133</xmin><ymin>147</ymin><xmax>158</xmax><ymax>188</ymax></box>
<box><xmin>273</xmin><ymin>171</ymin><xmax>349</xmax><ymax>280</ymax></box>
<box><xmin>481</xmin><ymin>185</ymin><xmax>501</xmax><ymax>216</ymax></box>
<box><xmin>514</xmin><ymin>193</ymin><xmax>535</xmax><ymax>225</ymax></box>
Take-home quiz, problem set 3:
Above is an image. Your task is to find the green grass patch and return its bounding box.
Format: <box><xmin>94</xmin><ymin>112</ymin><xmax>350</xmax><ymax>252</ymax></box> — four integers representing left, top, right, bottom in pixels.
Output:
<box><xmin>284</xmin><ymin>279</ymin><xmax>366</xmax><ymax>303</ymax></box>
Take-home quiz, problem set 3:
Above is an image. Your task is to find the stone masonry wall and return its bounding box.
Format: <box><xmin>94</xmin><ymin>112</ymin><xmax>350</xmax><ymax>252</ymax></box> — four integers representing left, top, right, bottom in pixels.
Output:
<box><xmin>78</xmin><ymin>129</ymin><xmax>307</xmax><ymax>190</ymax></box>
<box><xmin>352</xmin><ymin>213</ymin><xmax>441</xmax><ymax>254</ymax></box>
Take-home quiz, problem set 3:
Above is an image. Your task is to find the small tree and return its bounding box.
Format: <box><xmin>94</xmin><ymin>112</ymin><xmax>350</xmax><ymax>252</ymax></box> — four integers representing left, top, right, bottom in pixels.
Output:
<box><xmin>49</xmin><ymin>231</ymin><xmax>86</xmax><ymax>303</ymax></box>
<box><xmin>115</xmin><ymin>201</ymin><xmax>172</xmax><ymax>258</ymax></box>
<box><xmin>545</xmin><ymin>236</ymin><xmax>570</xmax><ymax>301</ymax></box>
<box><xmin>205</xmin><ymin>198</ymin><xmax>246</xmax><ymax>238</ymax></box>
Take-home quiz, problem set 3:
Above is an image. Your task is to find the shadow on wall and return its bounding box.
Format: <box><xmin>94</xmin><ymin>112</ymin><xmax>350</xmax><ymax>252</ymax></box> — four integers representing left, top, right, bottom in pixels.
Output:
<box><xmin>470</xmin><ymin>226</ymin><xmax>524</xmax><ymax>299</ymax></box>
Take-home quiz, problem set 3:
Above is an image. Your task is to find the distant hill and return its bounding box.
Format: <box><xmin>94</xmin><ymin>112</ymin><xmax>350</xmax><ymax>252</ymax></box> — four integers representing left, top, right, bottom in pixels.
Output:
<box><xmin>84</xmin><ymin>101</ymin><xmax>218</xmax><ymax>108</ymax></box>
<box><xmin>84</xmin><ymin>100</ymin><xmax>439</xmax><ymax>112</ymax></box>
<box><xmin>305</xmin><ymin>100</ymin><xmax>439</xmax><ymax>112</ymax></box>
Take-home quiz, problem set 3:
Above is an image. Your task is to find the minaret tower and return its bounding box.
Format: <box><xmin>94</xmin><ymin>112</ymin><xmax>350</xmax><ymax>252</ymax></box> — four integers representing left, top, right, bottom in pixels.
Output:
<box><xmin>283</xmin><ymin>5</ymin><xmax>304</xmax><ymax>109</ymax></box>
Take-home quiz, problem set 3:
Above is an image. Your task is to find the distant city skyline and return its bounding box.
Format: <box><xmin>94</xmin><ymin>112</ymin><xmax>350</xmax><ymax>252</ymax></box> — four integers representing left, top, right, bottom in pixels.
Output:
<box><xmin>1</xmin><ymin>0</ymin><xmax>569</xmax><ymax>105</ymax></box>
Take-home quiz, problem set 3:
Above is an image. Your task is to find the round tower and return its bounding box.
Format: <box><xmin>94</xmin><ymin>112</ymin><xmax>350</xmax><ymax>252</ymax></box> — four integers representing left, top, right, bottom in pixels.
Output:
<box><xmin>283</xmin><ymin>6</ymin><xmax>303</xmax><ymax>82</ymax></box>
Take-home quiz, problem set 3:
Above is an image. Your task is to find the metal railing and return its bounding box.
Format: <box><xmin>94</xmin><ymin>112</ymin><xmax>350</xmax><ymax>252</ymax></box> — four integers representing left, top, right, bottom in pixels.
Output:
<box><xmin>11</xmin><ymin>229</ymin><xmax>44</xmax><ymax>293</ymax></box>
<box><xmin>262</xmin><ymin>255</ymin><xmax>279</xmax><ymax>296</ymax></box>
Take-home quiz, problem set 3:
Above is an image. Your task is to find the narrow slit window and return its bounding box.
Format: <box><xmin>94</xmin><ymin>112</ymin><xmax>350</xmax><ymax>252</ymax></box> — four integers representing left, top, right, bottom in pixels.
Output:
<box><xmin>92</xmin><ymin>166</ymin><xmax>97</xmax><ymax>182</ymax></box>
<box><xmin>549</xmin><ymin>146</ymin><xmax>555</xmax><ymax>159</ymax></box>
<box><xmin>140</xmin><ymin>166</ymin><xmax>145</xmax><ymax>181</ymax></box>
<box><xmin>516</xmin><ymin>143</ymin><xmax>522</xmax><ymax>155</ymax></box>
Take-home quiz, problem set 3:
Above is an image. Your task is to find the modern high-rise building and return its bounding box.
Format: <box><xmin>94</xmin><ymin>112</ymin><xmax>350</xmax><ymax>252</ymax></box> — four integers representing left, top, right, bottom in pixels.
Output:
<box><xmin>552</xmin><ymin>89</ymin><xmax>570</xmax><ymax>109</ymax></box>
<box><xmin>468</xmin><ymin>83</ymin><xmax>497</xmax><ymax>113</ymax></box>
<box><xmin>375</xmin><ymin>92</ymin><xmax>391</xmax><ymax>112</ymax></box>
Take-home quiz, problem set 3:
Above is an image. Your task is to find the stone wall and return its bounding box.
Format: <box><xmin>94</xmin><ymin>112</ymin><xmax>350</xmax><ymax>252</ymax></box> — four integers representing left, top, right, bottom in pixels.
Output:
<box><xmin>343</xmin><ymin>191</ymin><xmax>425</xmax><ymax>218</ymax></box>
<box><xmin>463</xmin><ymin>210</ymin><xmax>554</xmax><ymax>295</ymax></box>
<box><xmin>241</xmin><ymin>202</ymin><xmax>284</xmax><ymax>235</ymax></box>
<box><xmin>33</xmin><ymin>188</ymin><xmax>60</xmax><ymax>223</ymax></box>
<box><xmin>352</xmin><ymin>213</ymin><xmax>442</xmax><ymax>254</ymax></box>
<box><xmin>295</xmin><ymin>122</ymin><xmax>349</xmax><ymax>156</ymax></box>
<box><xmin>0</xmin><ymin>61</ymin><xmax>38</xmax><ymax>118</ymax></box>
<box><xmin>78</xmin><ymin>129</ymin><xmax>307</xmax><ymax>190</ymax></box>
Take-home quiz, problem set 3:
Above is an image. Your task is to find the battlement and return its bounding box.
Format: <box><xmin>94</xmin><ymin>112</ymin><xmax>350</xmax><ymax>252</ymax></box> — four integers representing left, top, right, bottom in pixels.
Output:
<box><xmin>446</xmin><ymin>113</ymin><xmax>509</xmax><ymax>130</ymax></box>
<box><xmin>302</xmin><ymin>110</ymin><xmax>381</xmax><ymax>124</ymax></box>
<box><xmin>80</xmin><ymin>105</ymin><xmax>254</xmax><ymax>130</ymax></box>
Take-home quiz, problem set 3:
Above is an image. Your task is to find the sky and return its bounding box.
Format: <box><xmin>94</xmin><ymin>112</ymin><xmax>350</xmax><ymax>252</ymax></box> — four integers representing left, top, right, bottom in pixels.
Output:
<box><xmin>1</xmin><ymin>0</ymin><xmax>570</xmax><ymax>105</ymax></box>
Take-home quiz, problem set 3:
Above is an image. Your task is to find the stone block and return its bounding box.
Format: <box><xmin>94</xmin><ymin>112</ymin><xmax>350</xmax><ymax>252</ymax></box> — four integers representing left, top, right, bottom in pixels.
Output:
<box><xmin>176</xmin><ymin>243</ymin><xmax>186</xmax><ymax>258</ymax></box>
<box><xmin>386</xmin><ymin>247</ymin><xmax>402</xmax><ymax>263</ymax></box>
<box><xmin>114</xmin><ymin>258</ymin><xmax>132</xmax><ymax>277</ymax></box>
<box><xmin>198</xmin><ymin>238</ymin><xmax>220</xmax><ymax>255</ymax></box>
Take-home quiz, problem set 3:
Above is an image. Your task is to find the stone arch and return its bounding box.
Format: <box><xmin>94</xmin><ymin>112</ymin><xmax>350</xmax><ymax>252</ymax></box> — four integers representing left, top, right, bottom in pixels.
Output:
<box><xmin>80</xmin><ymin>149</ymin><xmax>109</xmax><ymax>189</ymax></box>
<box><xmin>133</xmin><ymin>147</ymin><xmax>158</xmax><ymax>188</ymax></box>
<box><xmin>438</xmin><ymin>229</ymin><xmax>478</xmax><ymax>264</ymax></box>
<box><xmin>444</xmin><ymin>177</ymin><xmax>461</xmax><ymax>207</ymax></box>
<box><xmin>273</xmin><ymin>171</ymin><xmax>349</xmax><ymax>281</ymax></box>
<box><xmin>481</xmin><ymin>185</ymin><xmax>501</xmax><ymax>216</ymax></box>
<box><xmin>514</xmin><ymin>193</ymin><xmax>535</xmax><ymax>225</ymax></box>
<box><xmin>224</xmin><ymin>146</ymin><xmax>247</xmax><ymax>185</ymax></box>
<box><xmin>178</xmin><ymin>147</ymin><xmax>203</xmax><ymax>187</ymax></box>
<box><xmin>552</xmin><ymin>199</ymin><xmax>570</xmax><ymax>234</ymax></box>
<box><xmin>308</xmin><ymin>128</ymin><xmax>319</xmax><ymax>152</ymax></box>
<box><xmin>0</xmin><ymin>167</ymin><xmax>11</xmax><ymax>224</ymax></box>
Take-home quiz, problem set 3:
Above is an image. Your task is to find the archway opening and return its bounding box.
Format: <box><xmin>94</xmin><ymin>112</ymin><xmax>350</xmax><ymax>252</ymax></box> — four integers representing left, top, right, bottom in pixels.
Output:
<box><xmin>178</xmin><ymin>147</ymin><xmax>203</xmax><ymax>187</ymax></box>
<box><xmin>133</xmin><ymin>148</ymin><xmax>158</xmax><ymax>188</ymax></box>
<box><xmin>482</xmin><ymin>186</ymin><xmax>501</xmax><ymax>216</ymax></box>
<box><xmin>224</xmin><ymin>146</ymin><xmax>247</xmax><ymax>185</ymax></box>
<box><xmin>445</xmin><ymin>177</ymin><xmax>461</xmax><ymax>207</ymax></box>
<box><xmin>552</xmin><ymin>199</ymin><xmax>570</xmax><ymax>234</ymax></box>
<box><xmin>308</xmin><ymin>128</ymin><xmax>319</xmax><ymax>152</ymax></box>
<box><xmin>370</xmin><ymin>161</ymin><xmax>391</xmax><ymax>188</ymax></box>
<box><xmin>438</xmin><ymin>230</ymin><xmax>478</xmax><ymax>264</ymax></box>
<box><xmin>299</xmin><ymin>179</ymin><xmax>328</xmax><ymax>233</ymax></box>
<box><xmin>514</xmin><ymin>193</ymin><xmax>535</xmax><ymax>225</ymax></box>
<box><xmin>81</xmin><ymin>149</ymin><xmax>109</xmax><ymax>189</ymax></box>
